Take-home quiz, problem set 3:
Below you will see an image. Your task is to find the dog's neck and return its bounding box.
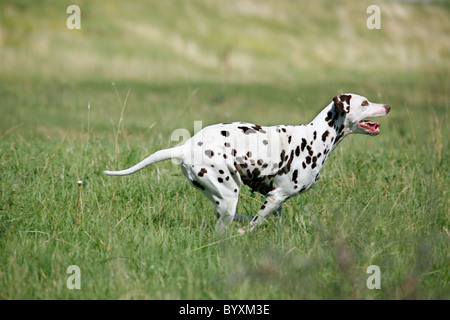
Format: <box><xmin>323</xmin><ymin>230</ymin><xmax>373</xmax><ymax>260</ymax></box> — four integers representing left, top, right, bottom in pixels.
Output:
<box><xmin>305</xmin><ymin>103</ymin><xmax>351</xmax><ymax>161</ymax></box>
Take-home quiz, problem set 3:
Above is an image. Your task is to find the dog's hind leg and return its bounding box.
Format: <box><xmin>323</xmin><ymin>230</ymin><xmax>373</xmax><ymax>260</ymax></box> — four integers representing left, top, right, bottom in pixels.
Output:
<box><xmin>181</xmin><ymin>163</ymin><xmax>242</xmax><ymax>232</ymax></box>
<box><xmin>213</xmin><ymin>193</ymin><xmax>239</xmax><ymax>232</ymax></box>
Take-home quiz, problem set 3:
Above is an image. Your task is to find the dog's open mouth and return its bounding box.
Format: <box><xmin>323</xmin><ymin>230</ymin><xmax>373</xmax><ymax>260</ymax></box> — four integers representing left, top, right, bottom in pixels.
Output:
<box><xmin>358</xmin><ymin>120</ymin><xmax>380</xmax><ymax>135</ymax></box>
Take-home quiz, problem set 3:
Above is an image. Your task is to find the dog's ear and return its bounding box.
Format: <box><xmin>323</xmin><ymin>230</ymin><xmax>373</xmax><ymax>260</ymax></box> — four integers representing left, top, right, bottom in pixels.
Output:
<box><xmin>333</xmin><ymin>94</ymin><xmax>352</xmax><ymax>113</ymax></box>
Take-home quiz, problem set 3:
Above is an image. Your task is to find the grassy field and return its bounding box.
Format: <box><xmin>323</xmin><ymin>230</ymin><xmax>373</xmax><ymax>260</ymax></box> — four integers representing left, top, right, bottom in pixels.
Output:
<box><xmin>0</xmin><ymin>0</ymin><xmax>449</xmax><ymax>300</ymax></box>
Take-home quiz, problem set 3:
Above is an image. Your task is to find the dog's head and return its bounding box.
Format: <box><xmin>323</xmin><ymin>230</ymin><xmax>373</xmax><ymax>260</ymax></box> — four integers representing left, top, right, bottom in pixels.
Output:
<box><xmin>333</xmin><ymin>94</ymin><xmax>391</xmax><ymax>136</ymax></box>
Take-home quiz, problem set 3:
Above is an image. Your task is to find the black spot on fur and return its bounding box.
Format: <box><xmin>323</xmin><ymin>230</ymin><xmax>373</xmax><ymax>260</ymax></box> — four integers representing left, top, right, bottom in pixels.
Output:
<box><xmin>205</xmin><ymin>150</ymin><xmax>214</xmax><ymax>158</ymax></box>
<box><xmin>224</xmin><ymin>142</ymin><xmax>231</xmax><ymax>147</ymax></box>
<box><xmin>333</xmin><ymin>110</ymin><xmax>340</xmax><ymax>121</ymax></box>
<box><xmin>288</xmin><ymin>136</ymin><xmax>292</xmax><ymax>144</ymax></box>
<box><xmin>292</xmin><ymin>170</ymin><xmax>298</xmax><ymax>183</ymax></box>
<box><xmin>198</xmin><ymin>168</ymin><xmax>207</xmax><ymax>177</ymax></box>
<box><xmin>301</xmin><ymin>138</ymin><xmax>307</xmax><ymax>151</ymax></box>
<box><xmin>218</xmin><ymin>177</ymin><xmax>224</xmax><ymax>183</ymax></box>
<box><xmin>280</xmin><ymin>150</ymin><xmax>286</xmax><ymax>162</ymax></box>
<box><xmin>322</xmin><ymin>131</ymin><xmax>329</xmax><ymax>142</ymax></box>
<box><xmin>197</xmin><ymin>142</ymin><xmax>203</xmax><ymax>146</ymax></box>
<box><xmin>238</xmin><ymin>126</ymin><xmax>257</xmax><ymax>134</ymax></box>
<box><xmin>263</xmin><ymin>140</ymin><xmax>268</xmax><ymax>145</ymax></box>
<box><xmin>295</xmin><ymin>145</ymin><xmax>300</xmax><ymax>157</ymax></box>
<box><xmin>279</xmin><ymin>150</ymin><xmax>295</xmax><ymax>175</ymax></box>
<box><xmin>278</xmin><ymin>166</ymin><xmax>288</xmax><ymax>176</ymax></box>
<box><xmin>192</xmin><ymin>180</ymin><xmax>205</xmax><ymax>190</ymax></box>
<box><xmin>252</xmin><ymin>125</ymin><xmax>267</xmax><ymax>133</ymax></box>
<box><xmin>221</xmin><ymin>130</ymin><xmax>230</xmax><ymax>137</ymax></box>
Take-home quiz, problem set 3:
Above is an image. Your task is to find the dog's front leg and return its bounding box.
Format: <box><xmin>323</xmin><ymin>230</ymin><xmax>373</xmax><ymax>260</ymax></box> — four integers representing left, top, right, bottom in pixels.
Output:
<box><xmin>239</xmin><ymin>189</ymin><xmax>287</xmax><ymax>233</ymax></box>
<box><xmin>234</xmin><ymin>204</ymin><xmax>282</xmax><ymax>223</ymax></box>
<box><xmin>273</xmin><ymin>204</ymin><xmax>284</xmax><ymax>220</ymax></box>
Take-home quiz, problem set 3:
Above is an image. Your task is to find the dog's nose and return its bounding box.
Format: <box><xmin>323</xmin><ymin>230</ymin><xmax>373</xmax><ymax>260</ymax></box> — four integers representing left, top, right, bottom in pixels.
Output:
<box><xmin>384</xmin><ymin>105</ymin><xmax>391</xmax><ymax>113</ymax></box>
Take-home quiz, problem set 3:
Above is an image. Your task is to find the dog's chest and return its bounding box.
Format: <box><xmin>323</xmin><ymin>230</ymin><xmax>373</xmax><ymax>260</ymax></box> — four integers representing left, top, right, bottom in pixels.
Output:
<box><xmin>236</xmin><ymin>146</ymin><xmax>325</xmax><ymax>196</ymax></box>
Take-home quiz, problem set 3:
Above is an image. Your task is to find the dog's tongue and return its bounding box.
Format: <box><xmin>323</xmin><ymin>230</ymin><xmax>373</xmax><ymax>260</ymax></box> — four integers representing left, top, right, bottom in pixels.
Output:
<box><xmin>359</xmin><ymin>120</ymin><xmax>380</xmax><ymax>134</ymax></box>
<box><xmin>364</xmin><ymin>121</ymin><xmax>379</xmax><ymax>129</ymax></box>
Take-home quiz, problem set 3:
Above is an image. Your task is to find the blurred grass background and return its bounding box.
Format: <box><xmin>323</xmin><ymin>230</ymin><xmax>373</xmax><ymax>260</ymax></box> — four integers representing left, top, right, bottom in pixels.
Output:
<box><xmin>0</xmin><ymin>0</ymin><xmax>449</xmax><ymax>299</ymax></box>
<box><xmin>1</xmin><ymin>0</ymin><xmax>449</xmax><ymax>81</ymax></box>
<box><xmin>0</xmin><ymin>0</ymin><xmax>449</xmax><ymax>139</ymax></box>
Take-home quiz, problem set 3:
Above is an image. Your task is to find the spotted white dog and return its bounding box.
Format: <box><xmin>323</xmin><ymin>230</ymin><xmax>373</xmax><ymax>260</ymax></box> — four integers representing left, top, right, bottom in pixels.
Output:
<box><xmin>104</xmin><ymin>93</ymin><xmax>390</xmax><ymax>232</ymax></box>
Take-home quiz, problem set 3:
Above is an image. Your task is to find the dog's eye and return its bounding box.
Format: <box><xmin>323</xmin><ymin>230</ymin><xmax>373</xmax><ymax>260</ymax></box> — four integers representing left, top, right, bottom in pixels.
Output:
<box><xmin>361</xmin><ymin>100</ymin><xmax>369</xmax><ymax>106</ymax></box>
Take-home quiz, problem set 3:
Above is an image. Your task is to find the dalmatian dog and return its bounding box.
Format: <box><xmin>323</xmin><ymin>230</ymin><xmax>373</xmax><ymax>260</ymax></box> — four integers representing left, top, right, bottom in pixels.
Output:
<box><xmin>104</xmin><ymin>93</ymin><xmax>390</xmax><ymax>233</ymax></box>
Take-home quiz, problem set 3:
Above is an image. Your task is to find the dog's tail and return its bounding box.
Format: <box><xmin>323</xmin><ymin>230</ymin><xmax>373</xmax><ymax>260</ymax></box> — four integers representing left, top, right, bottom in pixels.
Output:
<box><xmin>103</xmin><ymin>146</ymin><xmax>184</xmax><ymax>176</ymax></box>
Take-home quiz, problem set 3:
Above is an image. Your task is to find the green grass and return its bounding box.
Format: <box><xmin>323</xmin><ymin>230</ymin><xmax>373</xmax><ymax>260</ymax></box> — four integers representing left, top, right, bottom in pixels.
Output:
<box><xmin>0</xmin><ymin>0</ymin><xmax>449</xmax><ymax>300</ymax></box>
